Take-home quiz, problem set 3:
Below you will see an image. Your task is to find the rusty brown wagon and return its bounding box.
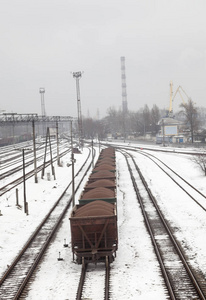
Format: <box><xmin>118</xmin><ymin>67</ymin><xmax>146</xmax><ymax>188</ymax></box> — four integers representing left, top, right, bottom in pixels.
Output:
<box><xmin>79</xmin><ymin>187</ymin><xmax>116</xmax><ymax>205</ymax></box>
<box><xmin>92</xmin><ymin>163</ymin><xmax>116</xmax><ymax>172</ymax></box>
<box><xmin>89</xmin><ymin>170</ymin><xmax>116</xmax><ymax>182</ymax></box>
<box><xmin>69</xmin><ymin>147</ymin><xmax>118</xmax><ymax>264</ymax></box>
<box><xmin>70</xmin><ymin>200</ymin><xmax>118</xmax><ymax>263</ymax></box>
<box><xmin>95</xmin><ymin>158</ymin><xmax>115</xmax><ymax>167</ymax></box>
<box><xmin>84</xmin><ymin>179</ymin><xmax>116</xmax><ymax>191</ymax></box>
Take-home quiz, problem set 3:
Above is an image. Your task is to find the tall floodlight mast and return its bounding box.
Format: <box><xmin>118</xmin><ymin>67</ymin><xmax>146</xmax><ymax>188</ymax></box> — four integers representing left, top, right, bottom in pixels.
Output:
<box><xmin>120</xmin><ymin>57</ymin><xmax>128</xmax><ymax>114</ymax></box>
<box><xmin>39</xmin><ymin>88</ymin><xmax>46</xmax><ymax>117</ymax></box>
<box><xmin>72</xmin><ymin>71</ymin><xmax>83</xmax><ymax>148</ymax></box>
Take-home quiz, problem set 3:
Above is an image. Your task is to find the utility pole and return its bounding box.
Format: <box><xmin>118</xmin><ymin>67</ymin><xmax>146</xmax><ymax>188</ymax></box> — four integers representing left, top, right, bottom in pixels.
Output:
<box><xmin>32</xmin><ymin>120</ymin><xmax>38</xmax><ymax>183</ymax></box>
<box><xmin>15</xmin><ymin>147</ymin><xmax>31</xmax><ymax>214</ymax></box>
<box><xmin>22</xmin><ymin>149</ymin><xmax>26</xmax><ymax>214</ymax></box>
<box><xmin>72</xmin><ymin>72</ymin><xmax>83</xmax><ymax>149</ymax></box>
<box><xmin>70</xmin><ymin>121</ymin><xmax>75</xmax><ymax>207</ymax></box>
<box><xmin>56</xmin><ymin>121</ymin><xmax>60</xmax><ymax>166</ymax></box>
<box><xmin>162</xmin><ymin>119</ymin><xmax>165</xmax><ymax>147</ymax></box>
<box><xmin>41</xmin><ymin>127</ymin><xmax>56</xmax><ymax>180</ymax></box>
<box><xmin>22</xmin><ymin>149</ymin><xmax>29</xmax><ymax>215</ymax></box>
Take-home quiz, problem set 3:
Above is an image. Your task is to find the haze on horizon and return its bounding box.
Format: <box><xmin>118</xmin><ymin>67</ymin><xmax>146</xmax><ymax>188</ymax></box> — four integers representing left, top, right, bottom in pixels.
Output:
<box><xmin>0</xmin><ymin>0</ymin><xmax>205</xmax><ymax>119</ymax></box>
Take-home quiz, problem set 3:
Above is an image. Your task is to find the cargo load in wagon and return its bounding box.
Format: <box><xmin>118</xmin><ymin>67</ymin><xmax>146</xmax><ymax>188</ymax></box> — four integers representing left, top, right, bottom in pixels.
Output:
<box><xmin>70</xmin><ymin>200</ymin><xmax>118</xmax><ymax>263</ymax></box>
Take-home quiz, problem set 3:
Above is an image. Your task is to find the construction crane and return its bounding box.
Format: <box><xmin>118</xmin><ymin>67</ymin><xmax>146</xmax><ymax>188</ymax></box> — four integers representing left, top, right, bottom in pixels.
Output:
<box><xmin>172</xmin><ymin>85</ymin><xmax>189</xmax><ymax>105</ymax></box>
<box><xmin>167</xmin><ymin>81</ymin><xmax>173</xmax><ymax>117</ymax></box>
<box><xmin>167</xmin><ymin>81</ymin><xmax>189</xmax><ymax>118</ymax></box>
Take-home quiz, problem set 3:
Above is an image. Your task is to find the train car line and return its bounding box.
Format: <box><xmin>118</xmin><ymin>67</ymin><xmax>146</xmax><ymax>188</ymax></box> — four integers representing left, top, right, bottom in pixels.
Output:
<box><xmin>68</xmin><ymin>147</ymin><xmax>116</xmax><ymax>299</ymax></box>
<box><xmin>120</xmin><ymin>149</ymin><xmax>206</xmax><ymax>299</ymax></box>
<box><xmin>70</xmin><ymin>147</ymin><xmax>117</xmax><ymax>265</ymax></box>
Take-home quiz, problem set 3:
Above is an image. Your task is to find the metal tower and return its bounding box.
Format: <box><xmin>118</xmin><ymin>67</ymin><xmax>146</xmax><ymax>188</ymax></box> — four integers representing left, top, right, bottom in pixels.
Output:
<box><xmin>72</xmin><ymin>71</ymin><xmax>83</xmax><ymax>147</ymax></box>
<box><xmin>120</xmin><ymin>57</ymin><xmax>128</xmax><ymax>113</ymax></box>
<box><xmin>39</xmin><ymin>88</ymin><xmax>46</xmax><ymax>116</ymax></box>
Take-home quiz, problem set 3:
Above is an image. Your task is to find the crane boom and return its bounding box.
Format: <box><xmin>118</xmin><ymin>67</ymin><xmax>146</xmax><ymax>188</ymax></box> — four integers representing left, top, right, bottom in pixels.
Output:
<box><xmin>172</xmin><ymin>85</ymin><xmax>188</xmax><ymax>104</ymax></box>
<box><xmin>166</xmin><ymin>83</ymin><xmax>190</xmax><ymax>118</ymax></box>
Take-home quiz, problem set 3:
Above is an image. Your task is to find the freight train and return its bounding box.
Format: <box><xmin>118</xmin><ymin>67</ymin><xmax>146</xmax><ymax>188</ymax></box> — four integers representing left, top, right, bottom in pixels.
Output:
<box><xmin>69</xmin><ymin>147</ymin><xmax>118</xmax><ymax>264</ymax></box>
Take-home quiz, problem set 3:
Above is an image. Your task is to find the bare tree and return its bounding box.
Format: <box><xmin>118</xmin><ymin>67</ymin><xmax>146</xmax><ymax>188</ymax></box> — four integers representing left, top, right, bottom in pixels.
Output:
<box><xmin>82</xmin><ymin>117</ymin><xmax>96</xmax><ymax>139</ymax></box>
<box><xmin>104</xmin><ymin>107</ymin><xmax>123</xmax><ymax>137</ymax></box>
<box><xmin>151</xmin><ymin>104</ymin><xmax>161</xmax><ymax>134</ymax></box>
<box><xmin>180</xmin><ymin>99</ymin><xmax>199</xmax><ymax>143</ymax></box>
<box><xmin>191</xmin><ymin>153</ymin><xmax>206</xmax><ymax>176</ymax></box>
<box><xmin>142</xmin><ymin>104</ymin><xmax>151</xmax><ymax>134</ymax></box>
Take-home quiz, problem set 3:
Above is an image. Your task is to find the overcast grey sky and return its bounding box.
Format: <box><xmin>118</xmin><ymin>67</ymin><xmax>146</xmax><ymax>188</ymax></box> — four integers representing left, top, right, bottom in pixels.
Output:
<box><xmin>0</xmin><ymin>0</ymin><xmax>206</xmax><ymax>118</ymax></box>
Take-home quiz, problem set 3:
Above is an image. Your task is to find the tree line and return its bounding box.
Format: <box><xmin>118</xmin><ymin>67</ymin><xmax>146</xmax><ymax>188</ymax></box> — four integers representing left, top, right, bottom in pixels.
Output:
<box><xmin>82</xmin><ymin>100</ymin><xmax>206</xmax><ymax>143</ymax></box>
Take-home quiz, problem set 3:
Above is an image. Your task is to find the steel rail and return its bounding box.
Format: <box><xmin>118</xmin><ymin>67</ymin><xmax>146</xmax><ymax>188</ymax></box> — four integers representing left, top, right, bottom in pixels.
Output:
<box><xmin>76</xmin><ymin>261</ymin><xmax>87</xmax><ymax>300</ymax></box>
<box><xmin>0</xmin><ymin>148</ymin><xmax>71</xmax><ymax>196</ymax></box>
<box><xmin>114</xmin><ymin>145</ymin><xmax>206</xmax><ymax>211</ymax></box>
<box><xmin>105</xmin><ymin>141</ymin><xmax>206</xmax><ymax>156</ymax></box>
<box><xmin>130</xmin><ymin>148</ymin><xmax>206</xmax><ymax>212</ymax></box>
<box><xmin>76</xmin><ymin>259</ymin><xmax>110</xmax><ymax>300</ymax></box>
<box><xmin>0</xmin><ymin>142</ymin><xmax>66</xmax><ymax>179</ymax></box>
<box><xmin>130</xmin><ymin>153</ymin><xmax>206</xmax><ymax>299</ymax></box>
<box><xmin>119</xmin><ymin>149</ymin><xmax>206</xmax><ymax>299</ymax></box>
<box><xmin>135</xmin><ymin>148</ymin><xmax>206</xmax><ymax>199</ymax></box>
<box><xmin>105</xmin><ymin>257</ymin><xmax>110</xmax><ymax>300</ymax></box>
<box><xmin>120</xmin><ymin>150</ymin><xmax>176</xmax><ymax>300</ymax></box>
<box><xmin>0</xmin><ymin>147</ymin><xmax>95</xmax><ymax>299</ymax></box>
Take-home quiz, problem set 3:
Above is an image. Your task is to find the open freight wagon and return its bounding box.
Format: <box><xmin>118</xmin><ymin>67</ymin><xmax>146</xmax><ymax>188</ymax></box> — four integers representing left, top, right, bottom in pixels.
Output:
<box><xmin>70</xmin><ymin>200</ymin><xmax>118</xmax><ymax>264</ymax></box>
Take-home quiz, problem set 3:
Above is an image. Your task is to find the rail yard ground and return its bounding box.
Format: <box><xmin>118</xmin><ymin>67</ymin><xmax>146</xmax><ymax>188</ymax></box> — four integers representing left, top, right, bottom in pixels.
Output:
<box><xmin>0</xmin><ymin>142</ymin><xmax>206</xmax><ymax>299</ymax></box>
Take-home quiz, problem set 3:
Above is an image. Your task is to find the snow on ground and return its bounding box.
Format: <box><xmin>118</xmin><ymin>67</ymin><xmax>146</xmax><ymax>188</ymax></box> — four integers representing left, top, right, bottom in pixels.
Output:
<box><xmin>21</xmin><ymin>149</ymin><xmax>168</xmax><ymax>300</ymax></box>
<box><xmin>0</xmin><ymin>142</ymin><xmax>206</xmax><ymax>299</ymax></box>
<box><xmin>110</xmin><ymin>152</ymin><xmax>167</xmax><ymax>299</ymax></box>
<box><xmin>132</xmin><ymin>149</ymin><xmax>206</xmax><ymax>279</ymax></box>
<box><xmin>0</xmin><ymin>148</ymin><xmax>90</xmax><ymax>278</ymax></box>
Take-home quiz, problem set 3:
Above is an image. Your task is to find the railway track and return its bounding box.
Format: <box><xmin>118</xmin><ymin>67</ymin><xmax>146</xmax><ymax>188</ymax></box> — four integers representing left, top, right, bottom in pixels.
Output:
<box><xmin>121</xmin><ymin>149</ymin><xmax>206</xmax><ymax>299</ymax></box>
<box><xmin>0</xmin><ymin>147</ymin><xmax>95</xmax><ymax>300</ymax></box>
<box><xmin>0</xmin><ymin>148</ymin><xmax>71</xmax><ymax>196</ymax></box>
<box><xmin>133</xmin><ymin>148</ymin><xmax>206</xmax><ymax>211</ymax></box>
<box><xmin>109</xmin><ymin>141</ymin><xmax>206</xmax><ymax>156</ymax></box>
<box><xmin>0</xmin><ymin>141</ymin><xmax>67</xmax><ymax>181</ymax></box>
<box><xmin>114</xmin><ymin>144</ymin><xmax>206</xmax><ymax>211</ymax></box>
<box><xmin>76</xmin><ymin>259</ymin><xmax>110</xmax><ymax>300</ymax></box>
